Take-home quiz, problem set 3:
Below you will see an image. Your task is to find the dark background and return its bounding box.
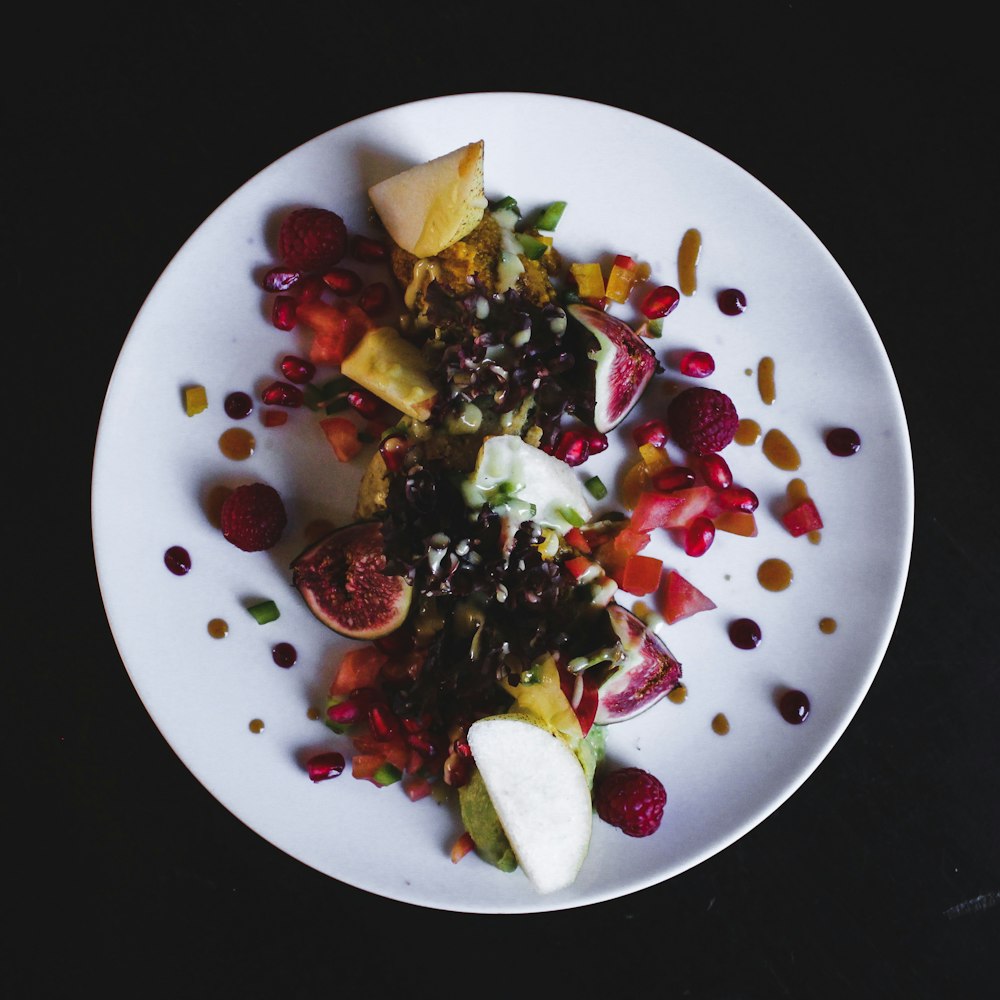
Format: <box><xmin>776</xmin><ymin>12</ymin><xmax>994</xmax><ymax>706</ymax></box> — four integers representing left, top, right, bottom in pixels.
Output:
<box><xmin>11</xmin><ymin>5</ymin><xmax>997</xmax><ymax>998</ymax></box>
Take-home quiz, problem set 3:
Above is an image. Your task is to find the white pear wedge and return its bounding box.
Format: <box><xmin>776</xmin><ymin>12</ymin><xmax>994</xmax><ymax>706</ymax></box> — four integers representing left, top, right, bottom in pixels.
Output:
<box><xmin>368</xmin><ymin>141</ymin><xmax>488</xmax><ymax>258</ymax></box>
<box><xmin>466</xmin><ymin>714</ymin><xmax>593</xmax><ymax>894</ymax></box>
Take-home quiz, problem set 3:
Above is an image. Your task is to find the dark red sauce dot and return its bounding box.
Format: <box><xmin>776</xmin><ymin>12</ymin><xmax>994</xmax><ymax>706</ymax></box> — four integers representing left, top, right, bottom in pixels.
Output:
<box><xmin>826</xmin><ymin>426</ymin><xmax>861</xmax><ymax>456</ymax></box>
<box><xmin>729</xmin><ymin>617</ymin><xmax>762</xmax><ymax>649</ymax></box>
<box><xmin>779</xmin><ymin>689</ymin><xmax>811</xmax><ymax>724</ymax></box>
<box><xmin>164</xmin><ymin>545</ymin><xmax>191</xmax><ymax>576</ymax></box>
<box><xmin>272</xmin><ymin>642</ymin><xmax>297</xmax><ymax>668</ymax></box>
<box><xmin>717</xmin><ymin>288</ymin><xmax>747</xmax><ymax>315</ymax></box>
<box><xmin>224</xmin><ymin>391</ymin><xmax>253</xmax><ymax>419</ymax></box>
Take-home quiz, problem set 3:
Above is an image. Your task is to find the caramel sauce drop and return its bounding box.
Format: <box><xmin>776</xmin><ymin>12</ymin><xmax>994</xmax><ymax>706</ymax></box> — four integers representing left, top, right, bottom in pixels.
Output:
<box><xmin>219</xmin><ymin>426</ymin><xmax>255</xmax><ymax>460</ymax></box>
<box><xmin>819</xmin><ymin>617</ymin><xmax>838</xmax><ymax>634</ymax></box>
<box><xmin>678</xmin><ymin>228</ymin><xmax>701</xmax><ymax>296</ymax></box>
<box><xmin>207</xmin><ymin>618</ymin><xmax>229</xmax><ymax>639</ymax></box>
<box><xmin>248</xmin><ymin>718</ymin><xmax>265</xmax><ymax>734</ymax></box>
<box><xmin>667</xmin><ymin>684</ymin><xmax>688</xmax><ymax>705</ymax></box>
<box><xmin>306</xmin><ymin>706</ymin><xmax>322</xmax><ymax>721</ymax></box>
<box><xmin>711</xmin><ymin>712</ymin><xmax>731</xmax><ymax>735</ymax></box>
<box><xmin>763</xmin><ymin>428</ymin><xmax>801</xmax><ymax>471</ymax></box>
<box><xmin>735</xmin><ymin>418</ymin><xmax>762</xmax><ymax>446</ymax></box>
<box><xmin>757</xmin><ymin>356</ymin><xmax>776</xmax><ymax>405</ymax></box>
<box><xmin>758</xmin><ymin>557</ymin><xmax>793</xmax><ymax>592</ymax></box>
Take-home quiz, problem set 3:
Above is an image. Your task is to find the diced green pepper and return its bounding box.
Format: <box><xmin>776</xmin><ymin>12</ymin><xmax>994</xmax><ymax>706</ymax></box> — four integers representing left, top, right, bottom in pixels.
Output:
<box><xmin>558</xmin><ymin>507</ymin><xmax>586</xmax><ymax>528</ymax></box>
<box><xmin>247</xmin><ymin>599</ymin><xmax>279</xmax><ymax>624</ymax></box>
<box><xmin>515</xmin><ymin>233</ymin><xmax>548</xmax><ymax>260</ymax></box>
<box><xmin>535</xmin><ymin>201</ymin><xmax>567</xmax><ymax>231</ymax></box>
<box><xmin>585</xmin><ymin>476</ymin><xmax>608</xmax><ymax>500</ymax></box>
<box><xmin>373</xmin><ymin>762</ymin><xmax>402</xmax><ymax>786</ymax></box>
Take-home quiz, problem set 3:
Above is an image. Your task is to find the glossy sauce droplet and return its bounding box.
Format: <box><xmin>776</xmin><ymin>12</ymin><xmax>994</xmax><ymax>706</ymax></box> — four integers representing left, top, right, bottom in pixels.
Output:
<box><xmin>711</xmin><ymin>712</ymin><xmax>730</xmax><ymax>735</ymax></box>
<box><xmin>667</xmin><ymin>684</ymin><xmax>688</xmax><ymax>704</ymax></box>
<box><xmin>164</xmin><ymin>546</ymin><xmax>191</xmax><ymax>575</ymax></box>
<box><xmin>729</xmin><ymin>618</ymin><xmax>762</xmax><ymax>649</ymax></box>
<box><xmin>757</xmin><ymin>356</ymin><xmax>776</xmax><ymax>405</ymax></box>
<box><xmin>207</xmin><ymin>618</ymin><xmax>229</xmax><ymax>638</ymax></box>
<box><xmin>735</xmin><ymin>418</ymin><xmax>762</xmax><ymax>446</ymax></box>
<box><xmin>248</xmin><ymin>718</ymin><xmax>265</xmax><ymax>734</ymax></box>
<box><xmin>762</xmin><ymin>428</ymin><xmax>801</xmax><ymax>471</ymax></box>
<box><xmin>819</xmin><ymin>617</ymin><xmax>838</xmax><ymax>634</ymax></box>
<box><xmin>718</xmin><ymin>288</ymin><xmax>747</xmax><ymax>315</ymax></box>
<box><xmin>678</xmin><ymin>228</ymin><xmax>701</xmax><ymax>296</ymax></box>
<box><xmin>778</xmin><ymin>689</ymin><xmax>810</xmax><ymax>724</ymax></box>
<box><xmin>306</xmin><ymin>706</ymin><xmax>322</xmax><ymax>721</ymax></box>
<box><xmin>826</xmin><ymin>426</ymin><xmax>862</xmax><ymax>456</ymax></box>
<box><xmin>224</xmin><ymin>391</ymin><xmax>253</xmax><ymax>419</ymax></box>
<box><xmin>271</xmin><ymin>642</ymin><xmax>297</xmax><ymax>668</ymax></box>
<box><xmin>219</xmin><ymin>426</ymin><xmax>255</xmax><ymax>460</ymax></box>
<box><xmin>758</xmin><ymin>558</ymin><xmax>793</xmax><ymax>592</ymax></box>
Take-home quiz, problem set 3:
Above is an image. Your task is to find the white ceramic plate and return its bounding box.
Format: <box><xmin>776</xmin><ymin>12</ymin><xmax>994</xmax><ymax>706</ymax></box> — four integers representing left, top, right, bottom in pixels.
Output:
<box><xmin>92</xmin><ymin>92</ymin><xmax>913</xmax><ymax>913</ymax></box>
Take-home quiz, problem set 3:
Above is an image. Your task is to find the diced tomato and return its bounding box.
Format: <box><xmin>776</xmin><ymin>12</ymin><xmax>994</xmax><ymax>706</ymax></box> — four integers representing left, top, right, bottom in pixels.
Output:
<box><xmin>782</xmin><ymin>497</ymin><xmax>824</xmax><ymax>537</ymax></box>
<box><xmin>564</xmin><ymin>525</ymin><xmax>591</xmax><ymax>553</ymax></box>
<box><xmin>404</xmin><ymin>775</ymin><xmax>433</xmax><ymax>802</ymax></box>
<box><xmin>450</xmin><ymin>831</ymin><xmax>476</xmax><ymax>863</ymax></box>
<box><xmin>619</xmin><ymin>553</ymin><xmax>664</xmax><ymax>595</ymax></box>
<box><xmin>350</xmin><ymin>753</ymin><xmax>387</xmax><ymax>782</ymax></box>
<box><xmin>564</xmin><ymin>555</ymin><xmax>595</xmax><ymax>580</ymax></box>
<box><xmin>319</xmin><ymin>415</ymin><xmax>363</xmax><ymax>461</ymax></box>
<box><xmin>660</xmin><ymin>569</ymin><xmax>717</xmax><ymax>624</ymax></box>
<box><xmin>658</xmin><ymin>486</ymin><xmax>721</xmax><ymax>529</ymax></box>
<box><xmin>297</xmin><ymin>299</ymin><xmax>372</xmax><ymax>365</ymax></box>
<box><xmin>630</xmin><ymin>490</ymin><xmax>685</xmax><ymax>533</ymax></box>
<box><xmin>329</xmin><ymin>646</ymin><xmax>386</xmax><ymax>697</ymax></box>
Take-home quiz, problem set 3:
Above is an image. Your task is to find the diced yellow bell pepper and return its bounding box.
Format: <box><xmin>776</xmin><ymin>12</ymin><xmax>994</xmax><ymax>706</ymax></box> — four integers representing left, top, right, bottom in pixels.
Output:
<box><xmin>184</xmin><ymin>385</ymin><xmax>208</xmax><ymax>416</ymax></box>
<box><xmin>569</xmin><ymin>262</ymin><xmax>605</xmax><ymax>300</ymax></box>
<box><xmin>605</xmin><ymin>254</ymin><xmax>638</xmax><ymax>304</ymax></box>
<box><xmin>639</xmin><ymin>442</ymin><xmax>672</xmax><ymax>475</ymax></box>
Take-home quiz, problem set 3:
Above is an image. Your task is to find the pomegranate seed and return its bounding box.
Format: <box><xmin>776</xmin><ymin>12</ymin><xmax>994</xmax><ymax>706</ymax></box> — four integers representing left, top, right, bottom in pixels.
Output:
<box><xmin>651</xmin><ymin>466</ymin><xmax>696</xmax><ymax>491</ymax></box>
<box><xmin>280</xmin><ymin>355</ymin><xmax>316</xmax><ymax>384</ymax></box>
<box><xmin>368</xmin><ymin>704</ymin><xmax>399</xmax><ymax>740</ymax></box>
<box><xmin>401</xmin><ymin>712</ymin><xmax>432</xmax><ymax>734</ymax></box>
<box><xmin>351</xmin><ymin>235</ymin><xmax>388</xmax><ymax>263</ymax></box>
<box><xmin>405</xmin><ymin>731</ymin><xmax>440</xmax><ymax>757</ymax></box>
<box><xmin>718</xmin><ymin>288</ymin><xmax>747</xmax><ymax>315</ymax></box>
<box><xmin>263</xmin><ymin>267</ymin><xmax>301</xmax><ymax>292</ymax></box>
<box><xmin>306</xmin><ymin>751</ymin><xmax>346</xmax><ymax>782</ymax></box>
<box><xmin>555</xmin><ymin>430</ymin><xmax>590</xmax><ymax>467</ymax></box>
<box><xmin>680</xmin><ymin>350</ymin><xmax>715</xmax><ymax>378</ymax></box>
<box><xmin>271</xmin><ymin>295</ymin><xmax>297</xmax><ymax>330</ymax></box>
<box><xmin>640</xmin><ymin>285</ymin><xmax>680</xmax><ymax>319</ymax></box>
<box><xmin>586</xmin><ymin>429</ymin><xmax>609</xmax><ymax>454</ymax></box>
<box><xmin>359</xmin><ymin>281</ymin><xmax>391</xmax><ymax>316</ymax></box>
<box><xmin>326</xmin><ymin>700</ymin><xmax>361</xmax><ymax>726</ymax></box>
<box><xmin>295</xmin><ymin>273</ymin><xmax>326</xmax><ymax>302</ymax></box>
<box><xmin>451</xmin><ymin>736</ymin><xmax>472</xmax><ymax>758</ymax></box>
<box><xmin>700</xmin><ymin>453</ymin><xmax>732</xmax><ymax>490</ymax></box>
<box><xmin>261</xmin><ymin>381</ymin><xmax>304</xmax><ymax>407</ymax></box>
<box><xmin>685</xmin><ymin>516</ymin><xmax>716</xmax><ymax>557</ymax></box>
<box><xmin>322</xmin><ymin>267</ymin><xmax>363</xmax><ymax>295</ymax></box>
<box><xmin>632</xmin><ymin>419</ymin><xmax>669</xmax><ymax>448</ymax></box>
<box><xmin>261</xmin><ymin>410</ymin><xmax>288</xmax><ymax>427</ymax></box>
<box><xmin>347</xmin><ymin>388</ymin><xmax>384</xmax><ymax>419</ymax></box>
<box><xmin>379</xmin><ymin>432</ymin><xmax>409</xmax><ymax>473</ymax></box>
<box><xmin>719</xmin><ymin>484</ymin><xmax>759</xmax><ymax>513</ymax></box>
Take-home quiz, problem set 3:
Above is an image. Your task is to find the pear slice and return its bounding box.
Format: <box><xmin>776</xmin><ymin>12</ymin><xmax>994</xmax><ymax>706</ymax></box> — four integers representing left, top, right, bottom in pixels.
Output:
<box><xmin>466</xmin><ymin>714</ymin><xmax>593</xmax><ymax>894</ymax></box>
<box><xmin>341</xmin><ymin>326</ymin><xmax>438</xmax><ymax>421</ymax></box>
<box><xmin>368</xmin><ymin>141</ymin><xmax>488</xmax><ymax>259</ymax></box>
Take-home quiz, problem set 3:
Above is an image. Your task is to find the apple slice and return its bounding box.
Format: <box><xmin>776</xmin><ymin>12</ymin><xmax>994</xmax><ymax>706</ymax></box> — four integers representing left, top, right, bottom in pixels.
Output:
<box><xmin>466</xmin><ymin>714</ymin><xmax>593</xmax><ymax>894</ymax></box>
<box><xmin>568</xmin><ymin>303</ymin><xmax>659</xmax><ymax>433</ymax></box>
<box><xmin>368</xmin><ymin>141</ymin><xmax>488</xmax><ymax>259</ymax></box>
<box><xmin>594</xmin><ymin>603</ymin><xmax>682</xmax><ymax>725</ymax></box>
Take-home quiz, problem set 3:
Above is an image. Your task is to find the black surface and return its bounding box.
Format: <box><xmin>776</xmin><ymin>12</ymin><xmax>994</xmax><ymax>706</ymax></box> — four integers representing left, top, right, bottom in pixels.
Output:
<box><xmin>13</xmin><ymin>6</ymin><xmax>997</xmax><ymax>998</ymax></box>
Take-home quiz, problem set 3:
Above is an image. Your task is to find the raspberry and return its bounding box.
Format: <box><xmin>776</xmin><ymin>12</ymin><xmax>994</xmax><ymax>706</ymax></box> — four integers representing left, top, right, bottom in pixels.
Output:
<box><xmin>667</xmin><ymin>387</ymin><xmax>739</xmax><ymax>456</ymax></box>
<box><xmin>220</xmin><ymin>483</ymin><xmax>288</xmax><ymax>552</ymax></box>
<box><xmin>594</xmin><ymin>766</ymin><xmax>666</xmax><ymax>837</ymax></box>
<box><xmin>277</xmin><ymin>208</ymin><xmax>348</xmax><ymax>272</ymax></box>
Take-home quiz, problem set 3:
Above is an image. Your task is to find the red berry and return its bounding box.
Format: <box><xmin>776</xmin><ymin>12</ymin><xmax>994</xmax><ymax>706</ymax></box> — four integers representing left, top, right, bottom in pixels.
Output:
<box><xmin>220</xmin><ymin>483</ymin><xmax>288</xmax><ymax>552</ymax></box>
<box><xmin>277</xmin><ymin>208</ymin><xmax>348</xmax><ymax>271</ymax></box>
<box><xmin>667</xmin><ymin>387</ymin><xmax>739</xmax><ymax>456</ymax></box>
<box><xmin>594</xmin><ymin>766</ymin><xmax>666</xmax><ymax>837</ymax></box>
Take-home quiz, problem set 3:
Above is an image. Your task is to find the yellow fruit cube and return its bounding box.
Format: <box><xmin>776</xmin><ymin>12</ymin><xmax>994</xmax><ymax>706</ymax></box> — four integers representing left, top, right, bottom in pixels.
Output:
<box><xmin>184</xmin><ymin>385</ymin><xmax>208</xmax><ymax>416</ymax></box>
<box><xmin>569</xmin><ymin>262</ymin><xmax>605</xmax><ymax>300</ymax></box>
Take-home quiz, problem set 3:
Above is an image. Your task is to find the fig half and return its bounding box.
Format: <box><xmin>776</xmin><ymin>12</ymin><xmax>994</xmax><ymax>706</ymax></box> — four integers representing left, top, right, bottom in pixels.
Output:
<box><xmin>568</xmin><ymin>303</ymin><xmax>658</xmax><ymax>433</ymax></box>
<box><xmin>290</xmin><ymin>521</ymin><xmax>412</xmax><ymax>640</ymax></box>
<box><xmin>594</xmin><ymin>603</ymin><xmax>682</xmax><ymax>725</ymax></box>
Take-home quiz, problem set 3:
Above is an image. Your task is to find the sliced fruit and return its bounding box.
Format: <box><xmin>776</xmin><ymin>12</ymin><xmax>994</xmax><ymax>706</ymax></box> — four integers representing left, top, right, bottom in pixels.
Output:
<box><xmin>290</xmin><ymin>521</ymin><xmax>412</xmax><ymax>639</ymax></box>
<box><xmin>594</xmin><ymin>604</ymin><xmax>682</xmax><ymax>725</ymax></box>
<box><xmin>367</xmin><ymin>141</ymin><xmax>488</xmax><ymax>259</ymax></box>
<box><xmin>464</xmin><ymin>434</ymin><xmax>593</xmax><ymax>543</ymax></box>
<box><xmin>660</xmin><ymin>569</ymin><xmax>717</xmax><ymax>624</ymax></box>
<box><xmin>567</xmin><ymin>303</ymin><xmax>658</xmax><ymax>433</ymax></box>
<box><xmin>782</xmin><ymin>497</ymin><xmax>823</xmax><ymax>537</ymax></box>
<box><xmin>341</xmin><ymin>326</ymin><xmax>438</xmax><ymax>421</ymax></box>
<box><xmin>466</xmin><ymin>714</ymin><xmax>593</xmax><ymax>894</ymax></box>
<box><xmin>296</xmin><ymin>299</ymin><xmax>372</xmax><ymax>365</ymax></box>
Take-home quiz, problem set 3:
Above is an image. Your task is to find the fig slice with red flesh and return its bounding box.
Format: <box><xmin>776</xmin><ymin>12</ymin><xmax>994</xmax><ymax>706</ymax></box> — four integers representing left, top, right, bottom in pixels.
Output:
<box><xmin>593</xmin><ymin>603</ymin><xmax>682</xmax><ymax>725</ymax></box>
<box><xmin>290</xmin><ymin>520</ymin><xmax>412</xmax><ymax>640</ymax></box>
<box><xmin>568</xmin><ymin>303</ymin><xmax>659</xmax><ymax>433</ymax></box>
